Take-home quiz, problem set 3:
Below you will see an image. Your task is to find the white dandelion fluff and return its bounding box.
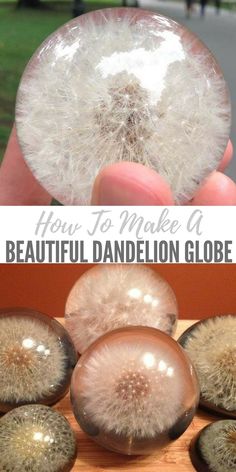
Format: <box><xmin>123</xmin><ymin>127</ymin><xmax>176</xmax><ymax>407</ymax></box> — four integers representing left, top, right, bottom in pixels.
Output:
<box><xmin>0</xmin><ymin>309</ymin><xmax>77</xmax><ymax>410</ymax></box>
<box><xmin>0</xmin><ymin>404</ymin><xmax>77</xmax><ymax>472</ymax></box>
<box><xmin>197</xmin><ymin>421</ymin><xmax>236</xmax><ymax>472</ymax></box>
<box><xmin>71</xmin><ymin>327</ymin><xmax>199</xmax><ymax>454</ymax></box>
<box><xmin>179</xmin><ymin>314</ymin><xmax>236</xmax><ymax>414</ymax></box>
<box><xmin>65</xmin><ymin>265</ymin><xmax>178</xmax><ymax>353</ymax></box>
<box><xmin>15</xmin><ymin>8</ymin><xmax>231</xmax><ymax>205</ymax></box>
<box><xmin>78</xmin><ymin>343</ymin><xmax>183</xmax><ymax>437</ymax></box>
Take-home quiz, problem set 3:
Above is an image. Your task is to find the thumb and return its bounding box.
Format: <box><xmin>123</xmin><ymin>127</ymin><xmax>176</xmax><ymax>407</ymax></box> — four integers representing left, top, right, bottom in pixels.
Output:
<box><xmin>91</xmin><ymin>162</ymin><xmax>174</xmax><ymax>206</ymax></box>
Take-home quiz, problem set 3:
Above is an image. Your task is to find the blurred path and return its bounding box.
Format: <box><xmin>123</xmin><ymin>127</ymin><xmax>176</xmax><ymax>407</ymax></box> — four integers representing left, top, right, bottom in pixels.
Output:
<box><xmin>140</xmin><ymin>0</ymin><xmax>236</xmax><ymax>178</ymax></box>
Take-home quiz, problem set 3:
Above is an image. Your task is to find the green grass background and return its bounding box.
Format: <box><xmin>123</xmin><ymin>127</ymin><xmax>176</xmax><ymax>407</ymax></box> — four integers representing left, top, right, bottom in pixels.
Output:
<box><xmin>0</xmin><ymin>1</ymin><xmax>120</xmax><ymax>160</ymax></box>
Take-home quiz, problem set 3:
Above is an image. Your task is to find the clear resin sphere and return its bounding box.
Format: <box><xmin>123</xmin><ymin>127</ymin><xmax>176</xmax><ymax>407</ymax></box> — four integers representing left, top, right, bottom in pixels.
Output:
<box><xmin>0</xmin><ymin>308</ymin><xmax>77</xmax><ymax>412</ymax></box>
<box><xmin>15</xmin><ymin>8</ymin><xmax>231</xmax><ymax>205</ymax></box>
<box><xmin>65</xmin><ymin>265</ymin><xmax>178</xmax><ymax>353</ymax></box>
<box><xmin>71</xmin><ymin>326</ymin><xmax>199</xmax><ymax>455</ymax></box>
<box><xmin>178</xmin><ymin>314</ymin><xmax>236</xmax><ymax>418</ymax></box>
<box><xmin>189</xmin><ymin>420</ymin><xmax>236</xmax><ymax>472</ymax></box>
<box><xmin>0</xmin><ymin>404</ymin><xmax>77</xmax><ymax>472</ymax></box>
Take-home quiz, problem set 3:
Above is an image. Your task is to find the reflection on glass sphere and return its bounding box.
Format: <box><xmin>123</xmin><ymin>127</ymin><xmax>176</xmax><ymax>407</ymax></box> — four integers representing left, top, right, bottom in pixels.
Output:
<box><xmin>15</xmin><ymin>7</ymin><xmax>230</xmax><ymax>205</ymax></box>
<box><xmin>71</xmin><ymin>326</ymin><xmax>199</xmax><ymax>455</ymax></box>
<box><xmin>65</xmin><ymin>265</ymin><xmax>178</xmax><ymax>353</ymax></box>
<box><xmin>0</xmin><ymin>405</ymin><xmax>77</xmax><ymax>472</ymax></box>
<box><xmin>178</xmin><ymin>314</ymin><xmax>236</xmax><ymax>418</ymax></box>
<box><xmin>0</xmin><ymin>308</ymin><xmax>77</xmax><ymax>412</ymax></box>
<box><xmin>189</xmin><ymin>420</ymin><xmax>236</xmax><ymax>472</ymax></box>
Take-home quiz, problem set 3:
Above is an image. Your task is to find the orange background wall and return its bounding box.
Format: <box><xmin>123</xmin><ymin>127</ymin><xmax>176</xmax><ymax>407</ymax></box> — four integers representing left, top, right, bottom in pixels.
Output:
<box><xmin>0</xmin><ymin>264</ymin><xmax>235</xmax><ymax>319</ymax></box>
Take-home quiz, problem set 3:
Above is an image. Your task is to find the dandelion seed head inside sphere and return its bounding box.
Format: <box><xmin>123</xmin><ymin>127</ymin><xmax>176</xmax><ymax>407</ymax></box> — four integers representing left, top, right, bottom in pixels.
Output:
<box><xmin>71</xmin><ymin>326</ymin><xmax>199</xmax><ymax>455</ymax></box>
<box><xmin>65</xmin><ymin>265</ymin><xmax>178</xmax><ymax>353</ymax></box>
<box><xmin>178</xmin><ymin>314</ymin><xmax>236</xmax><ymax>416</ymax></box>
<box><xmin>190</xmin><ymin>420</ymin><xmax>236</xmax><ymax>472</ymax></box>
<box><xmin>0</xmin><ymin>405</ymin><xmax>77</xmax><ymax>472</ymax></box>
<box><xmin>15</xmin><ymin>8</ymin><xmax>231</xmax><ymax>205</ymax></box>
<box><xmin>0</xmin><ymin>308</ymin><xmax>77</xmax><ymax>412</ymax></box>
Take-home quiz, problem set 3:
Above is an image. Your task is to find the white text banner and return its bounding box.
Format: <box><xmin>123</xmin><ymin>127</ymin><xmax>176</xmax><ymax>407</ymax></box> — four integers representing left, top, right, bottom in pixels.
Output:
<box><xmin>0</xmin><ymin>206</ymin><xmax>234</xmax><ymax>263</ymax></box>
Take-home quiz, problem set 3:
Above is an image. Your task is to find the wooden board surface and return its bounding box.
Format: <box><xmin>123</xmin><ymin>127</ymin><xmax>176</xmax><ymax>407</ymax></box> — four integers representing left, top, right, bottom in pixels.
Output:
<box><xmin>56</xmin><ymin>320</ymin><xmax>216</xmax><ymax>472</ymax></box>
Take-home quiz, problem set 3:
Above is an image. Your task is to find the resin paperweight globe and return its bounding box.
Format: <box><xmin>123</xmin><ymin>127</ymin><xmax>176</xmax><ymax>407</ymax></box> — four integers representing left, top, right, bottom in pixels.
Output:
<box><xmin>189</xmin><ymin>420</ymin><xmax>236</xmax><ymax>472</ymax></box>
<box><xmin>15</xmin><ymin>8</ymin><xmax>231</xmax><ymax>205</ymax></box>
<box><xmin>65</xmin><ymin>265</ymin><xmax>178</xmax><ymax>353</ymax></box>
<box><xmin>0</xmin><ymin>308</ymin><xmax>77</xmax><ymax>412</ymax></box>
<box><xmin>71</xmin><ymin>326</ymin><xmax>199</xmax><ymax>455</ymax></box>
<box><xmin>178</xmin><ymin>314</ymin><xmax>236</xmax><ymax>418</ymax></box>
<box><xmin>0</xmin><ymin>404</ymin><xmax>77</xmax><ymax>472</ymax></box>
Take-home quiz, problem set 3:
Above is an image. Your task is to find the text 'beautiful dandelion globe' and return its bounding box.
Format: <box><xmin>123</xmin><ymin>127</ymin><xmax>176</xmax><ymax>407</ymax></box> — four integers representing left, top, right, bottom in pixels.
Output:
<box><xmin>0</xmin><ymin>405</ymin><xmax>77</xmax><ymax>472</ymax></box>
<box><xmin>15</xmin><ymin>8</ymin><xmax>231</xmax><ymax>205</ymax></box>
<box><xmin>178</xmin><ymin>314</ymin><xmax>236</xmax><ymax>418</ymax></box>
<box><xmin>65</xmin><ymin>264</ymin><xmax>178</xmax><ymax>353</ymax></box>
<box><xmin>71</xmin><ymin>326</ymin><xmax>199</xmax><ymax>455</ymax></box>
<box><xmin>189</xmin><ymin>420</ymin><xmax>236</xmax><ymax>472</ymax></box>
<box><xmin>0</xmin><ymin>308</ymin><xmax>77</xmax><ymax>412</ymax></box>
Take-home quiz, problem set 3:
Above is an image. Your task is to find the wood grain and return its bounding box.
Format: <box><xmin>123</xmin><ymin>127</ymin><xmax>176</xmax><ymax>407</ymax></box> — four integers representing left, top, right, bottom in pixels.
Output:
<box><xmin>56</xmin><ymin>320</ymin><xmax>215</xmax><ymax>472</ymax></box>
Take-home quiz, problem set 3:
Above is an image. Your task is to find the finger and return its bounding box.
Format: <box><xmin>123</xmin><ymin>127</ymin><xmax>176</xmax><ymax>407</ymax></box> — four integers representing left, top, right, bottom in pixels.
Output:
<box><xmin>91</xmin><ymin>161</ymin><xmax>174</xmax><ymax>205</ymax></box>
<box><xmin>191</xmin><ymin>171</ymin><xmax>236</xmax><ymax>205</ymax></box>
<box><xmin>0</xmin><ymin>126</ymin><xmax>52</xmax><ymax>205</ymax></box>
<box><xmin>217</xmin><ymin>139</ymin><xmax>233</xmax><ymax>172</ymax></box>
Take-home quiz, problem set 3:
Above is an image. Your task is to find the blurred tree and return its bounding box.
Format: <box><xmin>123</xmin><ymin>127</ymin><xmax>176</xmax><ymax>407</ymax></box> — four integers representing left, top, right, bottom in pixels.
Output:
<box><xmin>72</xmin><ymin>0</ymin><xmax>85</xmax><ymax>17</ymax></box>
<box><xmin>122</xmin><ymin>0</ymin><xmax>139</xmax><ymax>6</ymax></box>
<box><xmin>17</xmin><ymin>0</ymin><xmax>48</xmax><ymax>8</ymax></box>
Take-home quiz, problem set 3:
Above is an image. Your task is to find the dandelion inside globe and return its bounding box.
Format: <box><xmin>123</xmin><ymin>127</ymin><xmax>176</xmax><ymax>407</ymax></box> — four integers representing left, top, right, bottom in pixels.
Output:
<box><xmin>71</xmin><ymin>326</ymin><xmax>199</xmax><ymax>455</ymax></box>
<box><xmin>65</xmin><ymin>264</ymin><xmax>178</xmax><ymax>353</ymax></box>
<box><xmin>16</xmin><ymin>8</ymin><xmax>231</xmax><ymax>204</ymax></box>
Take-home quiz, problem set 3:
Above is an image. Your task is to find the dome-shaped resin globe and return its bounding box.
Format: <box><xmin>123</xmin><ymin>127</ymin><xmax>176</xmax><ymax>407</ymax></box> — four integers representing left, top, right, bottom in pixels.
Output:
<box><xmin>0</xmin><ymin>405</ymin><xmax>77</xmax><ymax>472</ymax></box>
<box><xmin>15</xmin><ymin>8</ymin><xmax>231</xmax><ymax>205</ymax></box>
<box><xmin>65</xmin><ymin>265</ymin><xmax>178</xmax><ymax>353</ymax></box>
<box><xmin>70</xmin><ymin>326</ymin><xmax>199</xmax><ymax>455</ymax></box>
<box><xmin>189</xmin><ymin>420</ymin><xmax>236</xmax><ymax>472</ymax></box>
<box><xmin>0</xmin><ymin>308</ymin><xmax>77</xmax><ymax>412</ymax></box>
<box><xmin>178</xmin><ymin>314</ymin><xmax>236</xmax><ymax>418</ymax></box>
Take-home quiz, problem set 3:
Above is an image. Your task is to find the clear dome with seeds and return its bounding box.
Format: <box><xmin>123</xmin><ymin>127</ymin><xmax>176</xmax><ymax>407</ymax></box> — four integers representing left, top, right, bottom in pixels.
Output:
<box><xmin>178</xmin><ymin>314</ymin><xmax>236</xmax><ymax>417</ymax></box>
<box><xmin>190</xmin><ymin>420</ymin><xmax>236</xmax><ymax>472</ymax></box>
<box><xmin>71</xmin><ymin>326</ymin><xmax>199</xmax><ymax>455</ymax></box>
<box><xmin>0</xmin><ymin>308</ymin><xmax>77</xmax><ymax>412</ymax></box>
<box><xmin>0</xmin><ymin>404</ymin><xmax>77</xmax><ymax>472</ymax></box>
<box><xmin>65</xmin><ymin>265</ymin><xmax>178</xmax><ymax>353</ymax></box>
<box><xmin>15</xmin><ymin>8</ymin><xmax>231</xmax><ymax>205</ymax></box>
